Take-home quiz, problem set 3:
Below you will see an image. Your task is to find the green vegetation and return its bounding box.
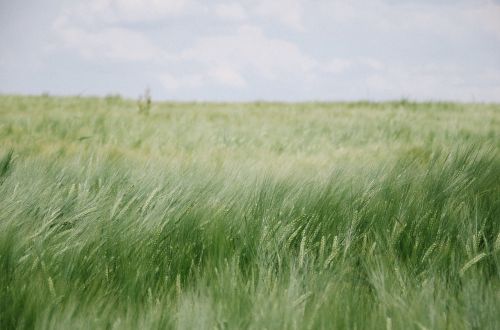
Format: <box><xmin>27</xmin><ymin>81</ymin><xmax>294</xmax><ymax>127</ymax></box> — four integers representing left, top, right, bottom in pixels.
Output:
<box><xmin>0</xmin><ymin>95</ymin><xmax>499</xmax><ymax>329</ymax></box>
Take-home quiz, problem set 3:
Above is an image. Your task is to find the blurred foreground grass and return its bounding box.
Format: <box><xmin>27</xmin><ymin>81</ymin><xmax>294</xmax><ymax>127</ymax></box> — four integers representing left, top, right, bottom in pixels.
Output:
<box><xmin>0</xmin><ymin>95</ymin><xmax>499</xmax><ymax>329</ymax></box>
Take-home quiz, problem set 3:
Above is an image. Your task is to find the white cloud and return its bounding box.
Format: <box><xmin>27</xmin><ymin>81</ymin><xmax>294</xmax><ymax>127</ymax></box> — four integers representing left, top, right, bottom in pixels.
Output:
<box><xmin>324</xmin><ymin>57</ymin><xmax>384</xmax><ymax>74</ymax></box>
<box><xmin>71</xmin><ymin>0</ymin><xmax>193</xmax><ymax>24</ymax></box>
<box><xmin>160</xmin><ymin>67</ymin><xmax>246</xmax><ymax>90</ymax></box>
<box><xmin>459</xmin><ymin>2</ymin><xmax>500</xmax><ymax>39</ymax></box>
<box><xmin>254</xmin><ymin>0</ymin><xmax>304</xmax><ymax>31</ymax></box>
<box><xmin>52</xmin><ymin>0</ymin><xmax>194</xmax><ymax>62</ymax></box>
<box><xmin>214</xmin><ymin>3</ymin><xmax>247</xmax><ymax>20</ymax></box>
<box><xmin>159</xmin><ymin>25</ymin><xmax>315</xmax><ymax>91</ymax></box>
<box><xmin>40</xmin><ymin>0</ymin><xmax>500</xmax><ymax>100</ymax></box>
<box><xmin>158</xmin><ymin>66</ymin><xmax>246</xmax><ymax>90</ymax></box>
<box><xmin>53</xmin><ymin>17</ymin><xmax>163</xmax><ymax>61</ymax></box>
<box><xmin>57</xmin><ymin>0</ymin><xmax>307</xmax><ymax>31</ymax></box>
<box><xmin>359</xmin><ymin>58</ymin><xmax>384</xmax><ymax>71</ymax></box>
<box><xmin>214</xmin><ymin>1</ymin><xmax>305</xmax><ymax>30</ymax></box>
<box><xmin>52</xmin><ymin>0</ymin><xmax>315</xmax><ymax>86</ymax></box>
<box><xmin>324</xmin><ymin>59</ymin><xmax>353</xmax><ymax>74</ymax></box>
<box><xmin>159</xmin><ymin>73</ymin><xmax>203</xmax><ymax>90</ymax></box>
<box><xmin>321</xmin><ymin>0</ymin><xmax>500</xmax><ymax>40</ymax></box>
<box><xmin>208</xmin><ymin>66</ymin><xmax>247</xmax><ymax>87</ymax></box>
<box><xmin>364</xmin><ymin>62</ymin><xmax>500</xmax><ymax>101</ymax></box>
<box><xmin>181</xmin><ymin>26</ymin><xmax>316</xmax><ymax>79</ymax></box>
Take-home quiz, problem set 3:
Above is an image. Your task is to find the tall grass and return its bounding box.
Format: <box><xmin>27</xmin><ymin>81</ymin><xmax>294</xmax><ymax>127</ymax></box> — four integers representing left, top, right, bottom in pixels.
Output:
<box><xmin>0</xmin><ymin>95</ymin><xmax>499</xmax><ymax>329</ymax></box>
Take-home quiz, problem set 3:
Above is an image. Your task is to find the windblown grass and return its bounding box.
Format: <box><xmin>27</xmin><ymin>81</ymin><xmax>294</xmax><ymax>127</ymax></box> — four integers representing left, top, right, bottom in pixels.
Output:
<box><xmin>0</xmin><ymin>95</ymin><xmax>499</xmax><ymax>329</ymax></box>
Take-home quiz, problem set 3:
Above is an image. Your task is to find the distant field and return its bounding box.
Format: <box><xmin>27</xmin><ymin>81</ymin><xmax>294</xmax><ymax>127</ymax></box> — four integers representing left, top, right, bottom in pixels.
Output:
<box><xmin>0</xmin><ymin>95</ymin><xmax>499</xmax><ymax>329</ymax></box>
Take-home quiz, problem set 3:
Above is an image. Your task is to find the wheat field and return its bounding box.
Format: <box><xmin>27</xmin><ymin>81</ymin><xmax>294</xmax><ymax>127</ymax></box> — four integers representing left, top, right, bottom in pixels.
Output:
<box><xmin>0</xmin><ymin>95</ymin><xmax>499</xmax><ymax>329</ymax></box>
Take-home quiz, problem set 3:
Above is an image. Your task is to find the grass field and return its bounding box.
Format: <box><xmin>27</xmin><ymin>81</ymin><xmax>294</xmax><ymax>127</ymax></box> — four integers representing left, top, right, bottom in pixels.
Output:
<box><xmin>0</xmin><ymin>95</ymin><xmax>499</xmax><ymax>329</ymax></box>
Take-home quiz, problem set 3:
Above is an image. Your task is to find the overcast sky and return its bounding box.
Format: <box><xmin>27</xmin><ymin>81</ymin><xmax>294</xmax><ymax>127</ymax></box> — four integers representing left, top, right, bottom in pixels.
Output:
<box><xmin>1</xmin><ymin>0</ymin><xmax>500</xmax><ymax>102</ymax></box>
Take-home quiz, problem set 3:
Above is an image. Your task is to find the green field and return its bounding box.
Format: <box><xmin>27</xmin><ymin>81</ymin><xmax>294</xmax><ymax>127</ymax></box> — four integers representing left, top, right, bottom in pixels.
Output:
<box><xmin>0</xmin><ymin>95</ymin><xmax>499</xmax><ymax>329</ymax></box>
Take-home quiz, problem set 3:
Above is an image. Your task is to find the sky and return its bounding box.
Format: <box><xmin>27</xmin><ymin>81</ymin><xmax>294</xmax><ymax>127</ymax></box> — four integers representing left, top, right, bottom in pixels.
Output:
<box><xmin>1</xmin><ymin>0</ymin><xmax>500</xmax><ymax>102</ymax></box>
